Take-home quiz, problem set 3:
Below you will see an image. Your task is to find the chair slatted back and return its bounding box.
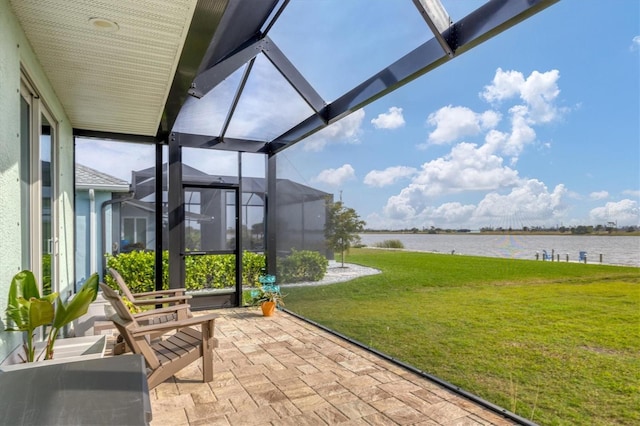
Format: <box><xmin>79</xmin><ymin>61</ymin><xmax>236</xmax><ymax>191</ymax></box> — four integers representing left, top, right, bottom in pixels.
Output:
<box><xmin>100</xmin><ymin>283</ymin><xmax>161</xmax><ymax>367</ymax></box>
<box><xmin>109</xmin><ymin>268</ymin><xmax>136</xmax><ymax>302</ymax></box>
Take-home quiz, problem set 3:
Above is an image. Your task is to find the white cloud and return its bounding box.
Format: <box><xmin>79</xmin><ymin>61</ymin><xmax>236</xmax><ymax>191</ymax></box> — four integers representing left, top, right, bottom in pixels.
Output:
<box><xmin>363</xmin><ymin>166</ymin><xmax>417</xmax><ymax>187</ymax></box>
<box><xmin>589</xmin><ymin>191</ymin><xmax>609</xmax><ymax>200</ymax></box>
<box><xmin>375</xmin><ymin>179</ymin><xmax>570</xmax><ymax>229</ymax></box>
<box><xmin>473</xmin><ymin>180</ymin><xmax>568</xmax><ymax>222</ymax></box>
<box><xmin>481</xmin><ymin>68</ymin><xmax>525</xmax><ymax>103</ymax></box>
<box><xmin>503</xmin><ymin>106</ymin><xmax>537</xmax><ymax>158</ymax></box>
<box><xmin>481</xmin><ymin>68</ymin><xmax>563</xmax><ymax>124</ymax></box>
<box><xmin>303</xmin><ymin>109</ymin><xmax>365</xmax><ymax>151</ymax></box>
<box><xmin>313</xmin><ymin>164</ymin><xmax>356</xmax><ymax>187</ymax></box>
<box><xmin>623</xmin><ymin>189</ymin><xmax>640</xmax><ymax>198</ymax></box>
<box><xmin>429</xmin><ymin>202</ymin><xmax>477</xmax><ymax>223</ymax></box>
<box><xmin>382</xmin><ymin>142</ymin><xmax>520</xmax><ymax>219</ymax></box>
<box><xmin>76</xmin><ymin>139</ymin><xmax>155</xmax><ymax>182</ymax></box>
<box><xmin>426</xmin><ymin>106</ymin><xmax>501</xmax><ymax>145</ymax></box>
<box><xmin>520</xmin><ymin>69</ymin><xmax>561</xmax><ymax>123</ymax></box>
<box><xmin>414</xmin><ymin>142</ymin><xmax>519</xmax><ymax>196</ymax></box>
<box><xmin>589</xmin><ymin>199</ymin><xmax>640</xmax><ymax>226</ymax></box>
<box><xmin>631</xmin><ymin>35</ymin><xmax>640</xmax><ymax>51</ymax></box>
<box><xmin>371</xmin><ymin>107</ymin><xmax>405</xmax><ymax>129</ymax></box>
<box><xmin>475</xmin><ymin>68</ymin><xmax>565</xmax><ymax>162</ymax></box>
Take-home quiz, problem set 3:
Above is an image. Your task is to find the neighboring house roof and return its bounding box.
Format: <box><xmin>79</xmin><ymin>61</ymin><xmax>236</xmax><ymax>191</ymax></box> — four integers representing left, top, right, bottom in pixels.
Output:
<box><xmin>75</xmin><ymin>164</ymin><xmax>130</xmax><ymax>192</ymax></box>
<box><xmin>130</xmin><ymin>164</ymin><xmax>330</xmax><ymax>206</ymax></box>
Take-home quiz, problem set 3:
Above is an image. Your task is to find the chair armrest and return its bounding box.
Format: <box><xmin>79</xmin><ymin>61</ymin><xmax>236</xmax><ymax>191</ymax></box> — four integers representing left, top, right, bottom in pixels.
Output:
<box><xmin>134</xmin><ymin>289</ymin><xmax>187</xmax><ymax>298</ymax></box>
<box><xmin>131</xmin><ymin>313</ymin><xmax>218</xmax><ymax>337</ymax></box>
<box><xmin>132</xmin><ymin>304</ymin><xmax>191</xmax><ymax>320</ymax></box>
<box><xmin>129</xmin><ymin>295</ymin><xmax>192</xmax><ymax>306</ymax></box>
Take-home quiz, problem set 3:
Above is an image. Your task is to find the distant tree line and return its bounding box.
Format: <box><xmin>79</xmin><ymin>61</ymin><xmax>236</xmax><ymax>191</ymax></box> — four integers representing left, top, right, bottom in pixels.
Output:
<box><xmin>363</xmin><ymin>224</ymin><xmax>639</xmax><ymax>234</ymax></box>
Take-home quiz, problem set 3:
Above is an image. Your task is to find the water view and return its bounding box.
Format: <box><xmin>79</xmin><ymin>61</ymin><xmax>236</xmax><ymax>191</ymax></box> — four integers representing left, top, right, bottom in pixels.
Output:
<box><xmin>360</xmin><ymin>233</ymin><xmax>640</xmax><ymax>267</ymax></box>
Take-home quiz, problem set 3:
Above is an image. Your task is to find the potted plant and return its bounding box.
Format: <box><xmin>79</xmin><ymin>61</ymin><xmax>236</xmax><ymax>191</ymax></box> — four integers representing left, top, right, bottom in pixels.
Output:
<box><xmin>4</xmin><ymin>270</ymin><xmax>99</xmax><ymax>363</ymax></box>
<box><xmin>251</xmin><ymin>288</ymin><xmax>285</xmax><ymax>317</ymax></box>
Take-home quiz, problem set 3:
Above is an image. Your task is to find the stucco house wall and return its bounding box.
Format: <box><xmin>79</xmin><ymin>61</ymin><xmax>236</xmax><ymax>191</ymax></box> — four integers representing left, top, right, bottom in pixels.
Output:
<box><xmin>0</xmin><ymin>0</ymin><xmax>75</xmax><ymax>360</ymax></box>
<box><xmin>75</xmin><ymin>163</ymin><xmax>129</xmax><ymax>289</ymax></box>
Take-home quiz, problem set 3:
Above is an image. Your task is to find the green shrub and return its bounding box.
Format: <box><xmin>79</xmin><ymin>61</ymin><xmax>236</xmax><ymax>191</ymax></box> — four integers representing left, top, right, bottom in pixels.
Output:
<box><xmin>105</xmin><ymin>250</ymin><xmax>265</xmax><ymax>292</ymax></box>
<box><xmin>105</xmin><ymin>250</ymin><xmax>166</xmax><ymax>293</ymax></box>
<box><xmin>42</xmin><ymin>254</ymin><xmax>52</xmax><ymax>295</ymax></box>
<box><xmin>243</xmin><ymin>251</ymin><xmax>266</xmax><ymax>286</ymax></box>
<box><xmin>277</xmin><ymin>249</ymin><xmax>328</xmax><ymax>283</ymax></box>
<box><xmin>373</xmin><ymin>239</ymin><xmax>405</xmax><ymax>249</ymax></box>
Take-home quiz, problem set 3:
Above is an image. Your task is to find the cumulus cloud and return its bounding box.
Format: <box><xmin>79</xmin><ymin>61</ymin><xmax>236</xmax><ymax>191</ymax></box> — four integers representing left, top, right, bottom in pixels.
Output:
<box><xmin>503</xmin><ymin>106</ymin><xmax>537</xmax><ymax>158</ymax></box>
<box><xmin>429</xmin><ymin>202</ymin><xmax>477</xmax><ymax>223</ymax></box>
<box><xmin>371</xmin><ymin>107</ymin><xmax>405</xmax><ymax>129</ymax></box>
<box><xmin>590</xmin><ymin>199</ymin><xmax>640</xmax><ymax>226</ymax></box>
<box><xmin>481</xmin><ymin>68</ymin><xmax>564</xmax><ymax>123</ymax></box>
<box><xmin>382</xmin><ymin>142</ymin><xmax>520</xmax><ymax>219</ymax></box>
<box><xmin>363</xmin><ymin>166</ymin><xmax>417</xmax><ymax>187</ymax></box>
<box><xmin>426</xmin><ymin>106</ymin><xmax>501</xmax><ymax>145</ymax></box>
<box><xmin>481</xmin><ymin>68</ymin><xmax>525</xmax><ymax>103</ymax></box>
<box><xmin>623</xmin><ymin>189</ymin><xmax>640</xmax><ymax>198</ymax></box>
<box><xmin>473</xmin><ymin>180</ymin><xmax>568</xmax><ymax>221</ymax></box>
<box><xmin>313</xmin><ymin>164</ymin><xmax>356</xmax><ymax>187</ymax></box>
<box><xmin>375</xmin><ymin>179</ymin><xmax>570</xmax><ymax>228</ymax></box>
<box><xmin>631</xmin><ymin>35</ymin><xmax>640</xmax><ymax>51</ymax></box>
<box><xmin>589</xmin><ymin>191</ymin><xmax>609</xmax><ymax>200</ymax></box>
<box><xmin>303</xmin><ymin>109</ymin><xmax>365</xmax><ymax>151</ymax></box>
<box><xmin>369</xmin><ymin>68</ymin><xmax>573</xmax><ymax>229</ymax></box>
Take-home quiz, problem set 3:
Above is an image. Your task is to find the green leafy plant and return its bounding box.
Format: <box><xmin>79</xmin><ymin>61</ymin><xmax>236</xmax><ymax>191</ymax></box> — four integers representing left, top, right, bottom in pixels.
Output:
<box><xmin>324</xmin><ymin>199</ymin><xmax>366</xmax><ymax>267</ymax></box>
<box><xmin>250</xmin><ymin>288</ymin><xmax>286</xmax><ymax>308</ymax></box>
<box><xmin>5</xmin><ymin>270</ymin><xmax>99</xmax><ymax>363</ymax></box>
<box><xmin>277</xmin><ymin>249</ymin><xmax>328</xmax><ymax>283</ymax></box>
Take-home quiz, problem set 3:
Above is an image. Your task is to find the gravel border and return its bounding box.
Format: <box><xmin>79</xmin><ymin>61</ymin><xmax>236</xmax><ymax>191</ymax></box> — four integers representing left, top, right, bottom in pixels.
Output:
<box><xmin>279</xmin><ymin>260</ymin><xmax>381</xmax><ymax>288</ymax></box>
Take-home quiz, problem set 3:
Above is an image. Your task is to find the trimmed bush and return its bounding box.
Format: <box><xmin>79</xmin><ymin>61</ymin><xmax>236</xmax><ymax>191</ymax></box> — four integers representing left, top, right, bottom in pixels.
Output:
<box><xmin>277</xmin><ymin>249</ymin><xmax>328</xmax><ymax>283</ymax></box>
<box><xmin>373</xmin><ymin>239</ymin><xmax>405</xmax><ymax>249</ymax></box>
<box><xmin>104</xmin><ymin>250</ymin><xmax>265</xmax><ymax>292</ymax></box>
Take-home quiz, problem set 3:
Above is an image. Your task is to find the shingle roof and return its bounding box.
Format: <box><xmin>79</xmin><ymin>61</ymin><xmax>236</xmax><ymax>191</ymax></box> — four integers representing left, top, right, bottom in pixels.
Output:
<box><xmin>75</xmin><ymin>163</ymin><xmax>129</xmax><ymax>191</ymax></box>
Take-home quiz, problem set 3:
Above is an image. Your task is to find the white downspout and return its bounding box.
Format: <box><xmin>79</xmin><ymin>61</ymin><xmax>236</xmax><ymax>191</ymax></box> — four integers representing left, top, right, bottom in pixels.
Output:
<box><xmin>89</xmin><ymin>188</ymin><xmax>96</xmax><ymax>274</ymax></box>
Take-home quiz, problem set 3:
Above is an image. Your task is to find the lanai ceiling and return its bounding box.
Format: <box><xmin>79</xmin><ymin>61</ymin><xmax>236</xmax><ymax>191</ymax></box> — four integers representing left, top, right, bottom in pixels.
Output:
<box><xmin>10</xmin><ymin>0</ymin><xmax>560</xmax><ymax>154</ymax></box>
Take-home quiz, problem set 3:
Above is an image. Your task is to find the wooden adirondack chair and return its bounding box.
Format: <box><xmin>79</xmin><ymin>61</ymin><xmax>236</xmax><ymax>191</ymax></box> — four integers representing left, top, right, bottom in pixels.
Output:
<box><xmin>109</xmin><ymin>268</ymin><xmax>191</xmax><ymax>308</ymax></box>
<box><xmin>100</xmin><ymin>283</ymin><xmax>218</xmax><ymax>389</ymax></box>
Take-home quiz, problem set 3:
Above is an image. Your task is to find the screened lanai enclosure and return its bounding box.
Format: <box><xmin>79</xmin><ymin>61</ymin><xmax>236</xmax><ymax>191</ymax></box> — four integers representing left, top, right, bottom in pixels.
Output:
<box><xmin>10</xmin><ymin>0</ymin><xmax>560</xmax><ymax>308</ymax></box>
<box><xmin>102</xmin><ymin>161</ymin><xmax>331</xmax><ymax>307</ymax></box>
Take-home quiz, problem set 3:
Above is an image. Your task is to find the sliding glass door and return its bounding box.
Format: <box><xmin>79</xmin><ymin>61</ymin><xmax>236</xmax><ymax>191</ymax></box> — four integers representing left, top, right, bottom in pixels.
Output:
<box><xmin>20</xmin><ymin>76</ymin><xmax>58</xmax><ymax>295</ymax></box>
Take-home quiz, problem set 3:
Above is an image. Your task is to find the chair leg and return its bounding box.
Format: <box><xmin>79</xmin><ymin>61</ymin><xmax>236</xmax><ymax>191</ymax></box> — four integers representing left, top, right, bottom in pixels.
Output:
<box><xmin>201</xmin><ymin>322</ymin><xmax>214</xmax><ymax>383</ymax></box>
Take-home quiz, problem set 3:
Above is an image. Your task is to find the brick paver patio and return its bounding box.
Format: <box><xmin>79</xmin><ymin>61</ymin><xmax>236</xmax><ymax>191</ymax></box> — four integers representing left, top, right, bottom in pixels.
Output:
<box><xmin>147</xmin><ymin>308</ymin><xmax>516</xmax><ymax>425</ymax></box>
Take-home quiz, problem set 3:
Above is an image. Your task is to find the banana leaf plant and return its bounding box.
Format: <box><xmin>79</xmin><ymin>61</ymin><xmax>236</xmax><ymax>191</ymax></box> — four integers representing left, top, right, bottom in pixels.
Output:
<box><xmin>4</xmin><ymin>271</ymin><xmax>99</xmax><ymax>362</ymax></box>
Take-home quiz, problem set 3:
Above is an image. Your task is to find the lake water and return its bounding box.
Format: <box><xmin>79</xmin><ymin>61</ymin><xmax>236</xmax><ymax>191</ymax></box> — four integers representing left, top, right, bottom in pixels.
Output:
<box><xmin>359</xmin><ymin>233</ymin><xmax>640</xmax><ymax>267</ymax></box>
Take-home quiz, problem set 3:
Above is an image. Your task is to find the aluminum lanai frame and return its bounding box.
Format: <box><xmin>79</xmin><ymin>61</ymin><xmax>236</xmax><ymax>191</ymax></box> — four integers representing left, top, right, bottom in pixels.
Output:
<box><xmin>160</xmin><ymin>0</ymin><xmax>559</xmax><ymax>291</ymax></box>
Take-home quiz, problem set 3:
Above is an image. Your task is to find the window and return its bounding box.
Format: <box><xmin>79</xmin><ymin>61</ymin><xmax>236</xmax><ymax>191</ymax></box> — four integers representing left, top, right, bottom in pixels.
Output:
<box><xmin>20</xmin><ymin>73</ymin><xmax>58</xmax><ymax>295</ymax></box>
<box><xmin>123</xmin><ymin>217</ymin><xmax>147</xmax><ymax>250</ymax></box>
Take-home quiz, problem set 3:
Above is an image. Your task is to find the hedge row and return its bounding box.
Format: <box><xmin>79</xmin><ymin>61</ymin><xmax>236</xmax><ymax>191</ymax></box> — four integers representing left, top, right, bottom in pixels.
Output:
<box><xmin>104</xmin><ymin>250</ymin><xmax>327</xmax><ymax>293</ymax></box>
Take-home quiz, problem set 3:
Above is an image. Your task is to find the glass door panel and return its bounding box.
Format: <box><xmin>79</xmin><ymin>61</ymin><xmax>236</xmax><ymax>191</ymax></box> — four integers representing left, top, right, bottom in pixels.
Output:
<box><xmin>184</xmin><ymin>187</ymin><xmax>236</xmax><ymax>252</ymax></box>
<box><xmin>20</xmin><ymin>94</ymin><xmax>31</xmax><ymax>270</ymax></box>
<box><xmin>41</xmin><ymin>114</ymin><xmax>54</xmax><ymax>295</ymax></box>
<box><xmin>183</xmin><ymin>186</ymin><xmax>239</xmax><ymax>300</ymax></box>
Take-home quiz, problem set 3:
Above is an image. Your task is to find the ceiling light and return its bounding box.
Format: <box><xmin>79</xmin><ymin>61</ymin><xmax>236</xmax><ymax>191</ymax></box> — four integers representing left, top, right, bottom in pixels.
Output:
<box><xmin>88</xmin><ymin>17</ymin><xmax>119</xmax><ymax>32</ymax></box>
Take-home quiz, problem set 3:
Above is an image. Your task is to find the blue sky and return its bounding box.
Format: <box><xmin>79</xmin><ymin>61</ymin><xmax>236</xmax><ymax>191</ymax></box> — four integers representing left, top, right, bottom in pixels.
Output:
<box><xmin>274</xmin><ymin>0</ymin><xmax>640</xmax><ymax>230</ymax></box>
<box><xmin>77</xmin><ymin>0</ymin><xmax>640</xmax><ymax>230</ymax></box>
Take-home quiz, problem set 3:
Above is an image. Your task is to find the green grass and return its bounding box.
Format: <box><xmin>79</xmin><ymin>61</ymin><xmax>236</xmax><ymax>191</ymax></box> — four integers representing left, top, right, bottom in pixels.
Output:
<box><xmin>284</xmin><ymin>249</ymin><xmax>640</xmax><ymax>426</ymax></box>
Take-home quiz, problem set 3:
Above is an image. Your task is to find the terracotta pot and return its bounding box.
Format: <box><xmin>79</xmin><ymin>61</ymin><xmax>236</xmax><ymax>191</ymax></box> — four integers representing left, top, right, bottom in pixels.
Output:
<box><xmin>261</xmin><ymin>301</ymin><xmax>276</xmax><ymax>316</ymax></box>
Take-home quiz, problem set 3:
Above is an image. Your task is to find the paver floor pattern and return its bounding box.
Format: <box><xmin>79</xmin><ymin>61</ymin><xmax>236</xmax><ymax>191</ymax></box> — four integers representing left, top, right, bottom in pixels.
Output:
<box><xmin>148</xmin><ymin>308</ymin><xmax>515</xmax><ymax>426</ymax></box>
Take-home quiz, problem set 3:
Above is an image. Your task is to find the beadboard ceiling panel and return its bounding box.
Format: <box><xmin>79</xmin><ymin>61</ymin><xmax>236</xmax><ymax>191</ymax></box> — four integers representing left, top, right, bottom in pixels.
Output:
<box><xmin>10</xmin><ymin>0</ymin><xmax>198</xmax><ymax>136</ymax></box>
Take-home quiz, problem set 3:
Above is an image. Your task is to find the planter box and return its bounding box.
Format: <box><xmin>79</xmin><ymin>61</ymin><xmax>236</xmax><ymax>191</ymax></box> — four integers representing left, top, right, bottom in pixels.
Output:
<box><xmin>188</xmin><ymin>288</ymin><xmax>237</xmax><ymax>310</ymax></box>
<box><xmin>0</xmin><ymin>335</ymin><xmax>106</xmax><ymax>371</ymax></box>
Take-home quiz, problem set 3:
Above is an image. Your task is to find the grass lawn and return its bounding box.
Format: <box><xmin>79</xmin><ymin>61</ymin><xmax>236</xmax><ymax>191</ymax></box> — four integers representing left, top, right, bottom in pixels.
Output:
<box><xmin>284</xmin><ymin>249</ymin><xmax>640</xmax><ymax>426</ymax></box>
